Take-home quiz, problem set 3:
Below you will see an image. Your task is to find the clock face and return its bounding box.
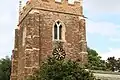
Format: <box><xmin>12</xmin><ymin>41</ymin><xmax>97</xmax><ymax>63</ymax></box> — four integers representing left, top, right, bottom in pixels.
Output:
<box><xmin>52</xmin><ymin>47</ymin><xmax>66</xmax><ymax>60</ymax></box>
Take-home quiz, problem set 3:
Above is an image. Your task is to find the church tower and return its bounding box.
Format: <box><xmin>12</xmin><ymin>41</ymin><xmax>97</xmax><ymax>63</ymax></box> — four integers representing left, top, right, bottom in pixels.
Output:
<box><xmin>11</xmin><ymin>0</ymin><xmax>87</xmax><ymax>80</ymax></box>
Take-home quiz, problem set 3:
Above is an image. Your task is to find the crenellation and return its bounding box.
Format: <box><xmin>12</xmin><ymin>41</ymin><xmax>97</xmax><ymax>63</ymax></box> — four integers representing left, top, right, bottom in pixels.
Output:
<box><xmin>68</xmin><ymin>0</ymin><xmax>74</xmax><ymax>5</ymax></box>
<box><xmin>55</xmin><ymin>0</ymin><xmax>61</xmax><ymax>3</ymax></box>
<box><xmin>19</xmin><ymin>2</ymin><xmax>32</xmax><ymax>24</ymax></box>
<box><xmin>18</xmin><ymin>0</ymin><xmax>82</xmax><ymax>24</ymax></box>
<box><xmin>74</xmin><ymin>1</ymin><xmax>81</xmax><ymax>6</ymax></box>
<box><xmin>54</xmin><ymin>0</ymin><xmax>80</xmax><ymax>5</ymax></box>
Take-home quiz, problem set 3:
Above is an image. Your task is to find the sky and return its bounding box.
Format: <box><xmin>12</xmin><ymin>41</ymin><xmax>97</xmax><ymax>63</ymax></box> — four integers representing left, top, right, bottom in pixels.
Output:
<box><xmin>0</xmin><ymin>0</ymin><xmax>120</xmax><ymax>60</ymax></box>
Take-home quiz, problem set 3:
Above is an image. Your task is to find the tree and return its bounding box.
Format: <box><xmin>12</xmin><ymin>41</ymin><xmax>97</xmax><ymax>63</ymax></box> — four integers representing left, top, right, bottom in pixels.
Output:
<box><xmin>116</xmin><ymin>58</ymin><xmax>120</xmax><ymax>72</ymax></box>
<box><xmin>106</xmin><ymin>57</ymin><xmax>117</xmax><ymax>71</ymax></box>
<box><xmin>0</xmin><ymin>56</ymin><xmax>11</xmax><ymax>80</ymax></box>
<box><xmin>27</xmin><ymin>57</ymin><xmax>98</xmax><ymax>80</ymax></box>
<box><xmin>86</xmin><ymin>48</ymin><xmax>106</xmax><ymax>70</ymax></box>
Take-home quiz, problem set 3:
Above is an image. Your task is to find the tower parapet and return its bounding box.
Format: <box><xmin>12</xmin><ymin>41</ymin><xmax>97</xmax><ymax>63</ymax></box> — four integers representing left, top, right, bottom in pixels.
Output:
<box><xmin>19</xmin><ymin>0</ymin><xmax>83</xmax><ymax>25</ymax></box>
<box><xmin>19</xmin><ymin>1</ymin><xmax>32</xmax><ymax>24</ymax></box>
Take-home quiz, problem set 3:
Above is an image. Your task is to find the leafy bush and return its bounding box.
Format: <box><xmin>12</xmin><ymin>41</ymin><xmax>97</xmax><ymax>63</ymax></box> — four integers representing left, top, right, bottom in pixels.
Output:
<box><xmin>0</xmin><ymin>56</ymin><xmax>11</xmax><ymax>80</ymax></box>
<box><xmin>27</xmin><ymin>57</ymin><xmax>98</xmax><ymax>80</ymax></box>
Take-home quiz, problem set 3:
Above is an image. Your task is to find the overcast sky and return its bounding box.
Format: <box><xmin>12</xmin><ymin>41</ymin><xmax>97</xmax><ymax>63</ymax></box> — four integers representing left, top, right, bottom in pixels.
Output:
<box><xmin>84</xmin><ymin>0</ymin><xmax>120</xmax><ymax>59</ymax></box>
<box><xmin>0</xmin><ymin>0</ymin><xmax>120</xmax><ymax>60</ymax></box>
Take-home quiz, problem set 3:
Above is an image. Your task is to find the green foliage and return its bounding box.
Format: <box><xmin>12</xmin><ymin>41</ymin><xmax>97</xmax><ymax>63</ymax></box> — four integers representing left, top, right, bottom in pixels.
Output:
<box><xmin>116</xmin><ymin>58</ymin><xmax>120</xmax><ymax>72</ymax></box>
<box><xmin>106</xmin><ymin>57</ymin><xmax>116</xmax><ymax>71</ymax></box>
<box><xmin>28</xmin><ymin>57</ymin><xmax>98</xmax><ymax>80</ymax></box>
<box><xmin>86</xmin><ymin>48</ymin><xmax>106</xmax><ymax>70</ymax></box>
<box><xmin>105</xmin><ymin>57</ymin><xmax>120</xmax><ymax>72</ymax></box>
<box><xmin>0</xmin><ymin>56</ymin><xmax>11</xmax><ymax>80</ymax></box>
<box><xmin>87</xmin><ymin>47</ymin><xmax>120</xmax><ymax>72</ymax></box>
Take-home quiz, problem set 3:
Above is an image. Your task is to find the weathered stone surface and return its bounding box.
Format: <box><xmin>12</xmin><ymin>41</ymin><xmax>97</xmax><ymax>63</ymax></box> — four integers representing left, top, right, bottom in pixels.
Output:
<box><xmin>11</xmin><ymin>0</ymin><xmax>87</xmax><ymax>80</ymax></box>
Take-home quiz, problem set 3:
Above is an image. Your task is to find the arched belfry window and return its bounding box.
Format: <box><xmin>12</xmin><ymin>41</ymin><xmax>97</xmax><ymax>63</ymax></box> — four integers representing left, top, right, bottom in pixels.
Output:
<box><xmin>53</xmin><ymin>20</ymin><xmax>65</xmax><ymax>41</ymax></box>
<box><xmin>54</xmin><ymin>23</ymin><xmax>58</xmax><ymax>39</ymax></box>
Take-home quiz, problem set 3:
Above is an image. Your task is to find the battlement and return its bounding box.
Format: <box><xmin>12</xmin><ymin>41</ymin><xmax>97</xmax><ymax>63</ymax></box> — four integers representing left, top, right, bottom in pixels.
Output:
<box><xmin>32</xmin><ymin>0</ymin><xmax>81</xmax><ymax>6</ymax></box>
<box><xmin>33</xmin><ymin>0</ymin><xmax>82</xmax><ymax>10</ymax></box>
<box><xmin>19</xmin><ymin>1</ymin><xmax>32</xmax><ymax>24</ymax></box>
<box><xmin>54</xmin><ymin>0</ymin><xmax>81</xmax><ymax>5</ymax></box>
<box><xmin>19</xmin><ymin>0</ymin><xmax>83</xmax><ymax>25</ymax></box>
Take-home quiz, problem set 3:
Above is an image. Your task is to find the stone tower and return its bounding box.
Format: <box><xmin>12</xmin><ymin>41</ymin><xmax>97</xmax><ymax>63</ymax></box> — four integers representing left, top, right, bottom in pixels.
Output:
<box><xmin>11</xmin><ymin>0</ymin><xmax>87</xmax><ymax>80</ymax></box>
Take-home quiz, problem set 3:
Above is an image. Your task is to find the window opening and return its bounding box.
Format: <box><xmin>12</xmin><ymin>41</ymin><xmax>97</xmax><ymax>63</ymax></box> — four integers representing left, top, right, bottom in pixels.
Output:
<box><xmin>54</xmin><ymin>21</ymin><xmax>63</xmax><ymax>40</ymax></box>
